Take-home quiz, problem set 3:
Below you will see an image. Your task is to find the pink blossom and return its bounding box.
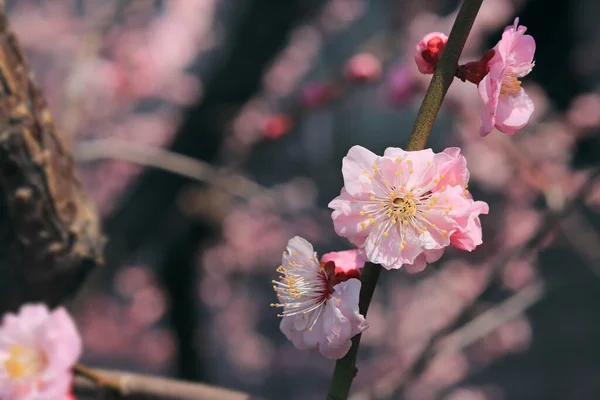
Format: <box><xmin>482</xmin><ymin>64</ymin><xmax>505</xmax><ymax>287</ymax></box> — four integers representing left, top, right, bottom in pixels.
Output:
<box><xmin>0</xmin><ymin>304</ymin><xmax>82</xmax><ymax>400</ymax></box>
<box><xmin>328</xmin><ymin>146</ymin><xmax>487</xmax><ymax>271</ymax></box>
<box><xmin>272</xmin><ymin>237</ymin><xmax>368</xmax><ymax>359</ymax></box>
<box><xmin>414</xmin><ymin>32</ymin><xmax>448</xmax><ymax>74</ymax></box>
<box><xmin>478</xmin><ymin>18</ymin><xmax>536</xmax><ymax>136</ymax></box>
<box><xmin>385</xmin><ymin>63</ymin><xmax>419</xmax><ymax>106</ymax></box>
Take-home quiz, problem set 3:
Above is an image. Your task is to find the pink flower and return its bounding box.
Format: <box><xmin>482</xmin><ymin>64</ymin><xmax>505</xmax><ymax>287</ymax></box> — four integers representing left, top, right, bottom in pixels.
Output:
<box><xmin>272</xmin><ymin>237</ymin><xmax>368</xmax><ymax>359</ymax></box>
<box><xmin>414</xmin><ymin>32</ymin><xmax>448</xmax><ymax>74</ymax></box>
<box><xmin>329</xmin><ymin>146</ymin><xmax>487</xmax><ymax>271</ymax></box>
<box><xmin>478</xmin><ymin>18</ymin><xmax>536</xmax><ymax>136</ymax></box>
<box><xmin>0</xmin><ymin>304</ymin><xmax>82</xmax><ymax>400</ymax></box>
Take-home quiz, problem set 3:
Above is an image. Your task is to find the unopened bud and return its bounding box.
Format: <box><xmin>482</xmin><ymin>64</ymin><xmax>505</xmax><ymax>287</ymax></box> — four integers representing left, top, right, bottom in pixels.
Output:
<box><xmin>414</xmin><ymin>32</ymin><xmax>448</xmax><ymax>74</ymax></box>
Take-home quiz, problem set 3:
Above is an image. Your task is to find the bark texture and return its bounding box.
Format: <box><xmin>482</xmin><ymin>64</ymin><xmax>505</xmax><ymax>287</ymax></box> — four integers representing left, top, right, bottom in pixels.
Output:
<box><xmin>0</xmin><ymin>4</ymin><xmax>104</xmax><ymax>312</ymax></box>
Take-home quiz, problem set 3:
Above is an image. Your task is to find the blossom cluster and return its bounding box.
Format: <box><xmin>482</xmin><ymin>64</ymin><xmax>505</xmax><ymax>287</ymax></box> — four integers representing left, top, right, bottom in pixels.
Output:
<box><xmin>416</xmin><ymin>18</ymin><xmax>536</xmax><ymax>136</ymax></box>
<box><xmin>272</xmin><ymin>17</ymin><xmax>536</xmax><ymax>360</ymax></box>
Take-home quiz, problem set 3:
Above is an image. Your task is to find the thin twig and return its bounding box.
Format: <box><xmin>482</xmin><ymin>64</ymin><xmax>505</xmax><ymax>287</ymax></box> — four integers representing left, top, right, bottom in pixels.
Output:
<box><xmin>352</xmin><ymin>280</ymin><xmax>544</xmax><ymax>400</ymax></box>
<box><xmin>73</xmin><ymin>365</ymin><xmax>261</xmax><ymax>400</ymax></box>
<box><xmin>436</xmin><ymin>280</ymin><xmax>544</xmax><ymax>355</ymax></box>
<box><xmin>73</xmin><ymin>363</ymin><xmax>123</xmax><ymax>393</ymax></box>
<box><xmin>74</xmin><ymin>139</ymin><xmax>267</xmax><ymax>201</ymax></box>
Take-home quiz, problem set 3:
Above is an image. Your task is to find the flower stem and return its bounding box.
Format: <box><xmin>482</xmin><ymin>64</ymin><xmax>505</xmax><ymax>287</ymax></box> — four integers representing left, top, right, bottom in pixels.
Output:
<box><xmin>326</xmin><ymin>262</ymin><xmax>381</xmax><ymax>400</ymax></box>
<box><xmin>325</xmin><ymin>1</ymin><xmax>484</xmax><ymax>399</ymax></box>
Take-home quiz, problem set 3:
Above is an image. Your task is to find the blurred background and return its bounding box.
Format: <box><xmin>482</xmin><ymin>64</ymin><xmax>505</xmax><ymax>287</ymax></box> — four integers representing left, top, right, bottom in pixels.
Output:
<box><xmin>8</xmin><ymin>0</ymin><xmax>600</xmax><ymax>399</ymax></box>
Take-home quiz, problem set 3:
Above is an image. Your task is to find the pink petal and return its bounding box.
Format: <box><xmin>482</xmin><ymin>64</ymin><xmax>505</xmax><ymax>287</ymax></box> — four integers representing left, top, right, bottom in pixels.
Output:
<box><xmin>321</xmin><ymin>250</ymin><xmax>365</xmax><ymax>273</ymax></box>
<box><xmin>341</xmin><ymin>145</ymin><xmax>378</xmax><ymax>196</ymax></box>
<box><xmin>329</xmin><ymin>188</ymin><xmax>370</xmax><ymax>248</ymax></box>
<box><xmin>40</xmin><ymin>308</ymin><xmax>82</xmax><ymax>378</ymax></box>
<box><xmin>405</xmin><ymin>248</ymin><xmax>444</xmax><ymax>274</ymax></box>
<box><xmin>433</xmin><ymin>147</ymin><xmax>470</xmax><ymax>189</ymax></box>
<box><xmin>283</xmin><ymin>236</ymin><xmax>319</xmax><ymax>268</ymax></box>
<box><xmin>280</xmin><ymin>317</ymin><xmax>311</xmax><ymax>350</ymax></box>
<box><xmin>495</xmin><ymin>89</ymin><xmax>534</xmax><ymax>135</ymax></box>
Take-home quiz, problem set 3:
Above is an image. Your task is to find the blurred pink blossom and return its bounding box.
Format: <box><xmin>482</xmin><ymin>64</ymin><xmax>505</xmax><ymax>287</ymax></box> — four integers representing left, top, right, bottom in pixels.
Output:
<box><xmin>329</xmin><ymin>146</ymin><xmax>485</xmax><ymax>271</ymax></box>
<box><xmin>300</xmin><ymin>82</ymin><xmax>339</xmax><ymax>108</ymax></box>
<box><xmin>479</xmin><ymin>18</ymin><xmax>536</xmax><ymax>136</ymax></box>
<box><xmin>385</xmin><ymin>63</ymin><xmax>419</xmax><ymax>106</ymax></box>
<box><xmin>567</xmin><ymin>93</ymin><xmax>600</xmax><ymax>132</ymax></box>
<box><xmin>344</xmin><ymin>52</ymin><xmax>382</xmax><ymax>82</ymax></box>
<box><xmin>273</xmin><ymin>237</ymin><xmax>368</xmax><ymax>359</ymax></box>
<box><xmin>502</xmin><ymin>259</ymin><xmax>537</xmax><ymax>290</ymax></box>
<box><xmin>0</xmin><ymin>304</ymin><xmax>81</xmax><ymax>400</ymax></box>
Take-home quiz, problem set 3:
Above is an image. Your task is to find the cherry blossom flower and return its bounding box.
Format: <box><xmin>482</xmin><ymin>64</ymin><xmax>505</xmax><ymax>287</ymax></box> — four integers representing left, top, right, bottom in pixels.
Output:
<box><xmin>0</xmin><ymin>304</ymin><xmax>82</xmax><ymax>400</ymax></box>
<box><xmin>478</xmin><ymin>18</ymin><xmax>536</xmax><ymax>136</ymax></box>
<box><xmin>329</xmin><ymin>146</ymin><xmax>487</xmax><ymax>271</ymax></box>
<box><xmin>271</xmin><ymin>237</ymin><xmax>368</xmax><ymax>359</ymax></box>
<box><xmin>414</xmin><ymin>32</ymin><xmax>448</xmax><ymax>74</ymax></box>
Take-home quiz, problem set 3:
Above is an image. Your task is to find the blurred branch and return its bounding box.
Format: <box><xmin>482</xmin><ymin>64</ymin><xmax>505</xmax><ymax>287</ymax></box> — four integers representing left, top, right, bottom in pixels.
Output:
<box><xmin>326</xmin><ymin>1</ymin><xmax>484</xmax><ymax>399</ymax></box>
<box><xmin>75</xmin><ymin>139</ymin><xmax>267</xmax><ymax>201</ymax></box>
<box><xmin>354</xmin><ymin>167</ymin><xmax>600</xmax><ymax>400</ymax></box>
<box><xmin>353</xmin><ymin>280</ymin><xmax>545</xmax><ymax>400</ymax></box>
<box><xmin>0</xmin><ymin>1</ymin><xmax>104</xmax><ymax>312</ymax></box>
<box><xmin>559</xmin><ymin>209</ymin><xmax>600</xmax><ymax>278</ymax></box>
<box><xmin>436</xmin><ymin>280</ymin><xmax>544</xmax><ymax>356</ymax></box>
<box><xmin>73</xmin><ymin>365</ymin><xmax>261</xmax><ymax>400</ymax></box>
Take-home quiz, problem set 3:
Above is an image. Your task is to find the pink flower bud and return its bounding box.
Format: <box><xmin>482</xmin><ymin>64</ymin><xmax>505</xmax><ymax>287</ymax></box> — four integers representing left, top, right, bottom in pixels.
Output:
<box><xmin>344</xmin><ymin>52</ymin><xmax>382</xmax><ymax>82</ymax></box>
<box><xmin>386</xmin><ymin>64</ymin><xmax>419</xmax><ymax>106</ymax></box>
<box><xmin>414</xmin><ymin>32</ymin><xmax>448</xmax><ymax>74</ymax></box>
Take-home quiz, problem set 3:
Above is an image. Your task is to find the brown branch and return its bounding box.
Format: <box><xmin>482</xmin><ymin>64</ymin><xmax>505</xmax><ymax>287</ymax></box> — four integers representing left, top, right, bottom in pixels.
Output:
<box><xmin>0</xmin><ymin>2</ymin><xmax>104</xmax><ymax>311</ymax></box>
<box><xmin>73</xmin><ymin>366</ymin><xmax>263</xmax><ymax>400</ymax></box>
<box><xmin>74</xmin><ymin>139</ymin><xmax>267</xmax><ymax>201</ymax></box>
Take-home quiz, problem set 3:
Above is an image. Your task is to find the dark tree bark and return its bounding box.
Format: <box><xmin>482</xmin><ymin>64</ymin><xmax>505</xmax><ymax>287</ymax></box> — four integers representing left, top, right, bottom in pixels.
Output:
<box><xmin>0</xmin><ymin>3</ymin><xmax>104</xmax><ymax>312</ymax></box>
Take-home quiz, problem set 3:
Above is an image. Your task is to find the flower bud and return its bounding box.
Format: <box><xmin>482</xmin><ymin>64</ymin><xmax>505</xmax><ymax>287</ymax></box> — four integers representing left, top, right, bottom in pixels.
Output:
<box><xmin>414</xmin><ymin>32</ymin><xmax>448</xmax><ymax>74</ymax></box>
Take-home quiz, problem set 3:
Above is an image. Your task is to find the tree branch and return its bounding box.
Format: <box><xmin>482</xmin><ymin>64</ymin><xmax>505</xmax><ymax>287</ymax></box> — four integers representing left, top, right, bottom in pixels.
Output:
<box><xmin>0</xmin><ymin>1</ymin><xmax>104</xmax><ymax>312</ymax></box>
<box><xmin>73</xmin><ymin>366</ymin><xmax>263</xmax><ymax>400</ymax></box>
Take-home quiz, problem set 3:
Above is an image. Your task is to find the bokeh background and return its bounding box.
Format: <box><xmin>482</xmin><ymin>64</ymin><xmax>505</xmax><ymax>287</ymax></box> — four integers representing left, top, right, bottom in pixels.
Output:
<box><xmin>8</xmin><ymin>0</ymin><xmax>600</xmax><ymax>399</ymax></box>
